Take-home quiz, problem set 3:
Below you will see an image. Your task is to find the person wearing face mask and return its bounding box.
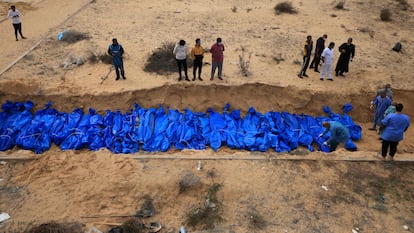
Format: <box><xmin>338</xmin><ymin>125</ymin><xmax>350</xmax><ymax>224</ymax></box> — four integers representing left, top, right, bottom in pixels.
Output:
<box><xmin>309</xmin><ymin>34</ymin><xmax>327</xmax><ymax>73</ymax></box>
<box><xmin>375</xmin><ymin>83</ymin><xmax>393</xmax><ymax>100</ymax></box>
<box><xmin>190</xmin><ymin>38</ymin><xmax>204</xmax><ymax>81</ymax></box>
<box><xmin>210</xmin><ymin>37</ymin><xmax>225</xmax><ymax>80</ymax></box>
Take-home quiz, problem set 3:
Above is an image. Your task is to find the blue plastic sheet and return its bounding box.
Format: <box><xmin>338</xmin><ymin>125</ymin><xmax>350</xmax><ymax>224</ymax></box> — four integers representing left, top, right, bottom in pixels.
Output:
<box><xmin>0</xmin><ymin>101</ymin><xmax>362</xmax><ymax>154</ymax></box>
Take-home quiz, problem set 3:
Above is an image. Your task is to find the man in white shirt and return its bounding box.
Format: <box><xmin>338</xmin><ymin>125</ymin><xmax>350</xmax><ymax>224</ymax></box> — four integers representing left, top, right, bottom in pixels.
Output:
<box><xmin>173</xmin><ymin>40</ymin><xmax>189</xmax><ymax>81</ymax></box>
<box><xmin>8</xmin><ymin>5</ymin><xmax>27</xmax><ymax>41</ymax></box>
<box><xmin>320</xmin><ymin>42</ymin><xmax>335</xmax><ymax>81</ymax></box>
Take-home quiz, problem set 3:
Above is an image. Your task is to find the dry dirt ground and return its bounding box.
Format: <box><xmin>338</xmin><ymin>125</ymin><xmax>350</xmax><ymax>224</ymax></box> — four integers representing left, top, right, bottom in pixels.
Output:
<box><xmin>0</xmin><ymin>0</ymin><xmax>414</xmax><ymax>232</ymax></box>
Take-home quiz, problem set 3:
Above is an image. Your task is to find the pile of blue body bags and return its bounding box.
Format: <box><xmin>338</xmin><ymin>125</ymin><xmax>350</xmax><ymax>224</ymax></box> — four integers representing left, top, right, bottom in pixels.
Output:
<box><xmin>0</xmin><ymin>101</ymin><xmax>361</xmax><ymax>154</ymax></box>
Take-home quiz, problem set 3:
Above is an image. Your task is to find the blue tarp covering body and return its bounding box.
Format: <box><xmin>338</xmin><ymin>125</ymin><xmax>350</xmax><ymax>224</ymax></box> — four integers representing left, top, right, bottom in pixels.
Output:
<box><xmin>0</xmin><ymin>101</ymin><xmax>362</xmax><ymax>154</ymax></box>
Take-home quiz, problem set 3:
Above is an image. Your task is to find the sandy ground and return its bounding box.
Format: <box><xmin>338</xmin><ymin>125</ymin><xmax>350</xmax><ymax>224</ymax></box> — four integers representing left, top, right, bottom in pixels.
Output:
<box><xmin>0</xmin><ymin>0</ymin><xmax>414</xmax><ymax>232</ymax></box>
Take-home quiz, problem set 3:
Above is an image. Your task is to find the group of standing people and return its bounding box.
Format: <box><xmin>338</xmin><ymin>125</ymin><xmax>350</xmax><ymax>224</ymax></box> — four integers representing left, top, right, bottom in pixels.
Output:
<box><xmin>369</xmin><ymin>84</ymin><xmax>410</xmax><ymax>161</ymax></box>
<box><xmin>172</xmin><ymin>37</ymin><xmax>225</xmax><ymax>82</ymax></box>
<box><xmin>315</xmin><ymin>83</ymin><xmax>410</xmax><ymax>161</ymax></box>
<box><xmin>298</xmin><ymin>34</ymin><xmax>355</xmax><ymax>80</ymax></box>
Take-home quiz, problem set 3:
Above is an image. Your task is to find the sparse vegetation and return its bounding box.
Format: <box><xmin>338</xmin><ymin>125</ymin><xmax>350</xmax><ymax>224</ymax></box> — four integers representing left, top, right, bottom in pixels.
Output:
<box><xmin>88</xmin><ymin>53</ymin><xmax>112</xmax><ymax>64</ymax></box>
<box><xmin>178</xmin><ymin>171</ymin><xmax>202</xmax><ymax>194</ymax></box>
<box><xmin>144</xmin><ymin>42</ymin><xmax>177</xmax><ymax>75</ymax></box>
<box><xmin>380</xmin><ymin>8</ymin><xmax>392</xmax><ymax>21</ymax></box>
<box><xmin>359</xmin><ymin>27</ymin><xmax>375</xmax><ymax>38</ymax></box>
<box><xmin>273</xmin><ymin>53</ymin><xmax>285</xmax><ymax>64</ymax></box>
<box><xmin>293</xmin><ymin>59</ymin><xmax>302</xmax><ymax>65</ymax></box>
<box><xmin>26</xmin><ymin>221</ymin><xmax>84</xmax><ymax>233</ymax></box>
<box><xmin>239</xmin><ymin>46</ymin><xmax>252</xmax><ymax>77</ymax></box>
<box><xmin>62</xmin><ymin>53</ymin><xmax>86</xmax><ymax>70</ymax></box>
<box><xmin>60</xmin><ymin>30</ymin><xmax>90</xmax><ymax>43</ymax></box>
<box><xmin>142</xmin><ymin>195</ymin><xmax>154</xmax><ymax>210</ymax></box>
<box><xmin>248</xmin><ymin>208</ymin><xmax>267</xmax><ymax>230</ymax></box>
<box><xmin>121</xmin><ymin>218</ymin><xmax>146</xmax><ymax>233</ymax></box>
<box><xmin>274</xmin><ymin>1</ymin><xmax>297</xmax><ymax>15</ymax></box>
<box><xmin>396</xmin><ymin>0</ymin><xmax>411</xmax><ymax>10</ymax></box>
<box><xmin>206</xmin><ymin>169</ymin><xmax>216</xmax><ymax>181</ymax></box>
<box><xmin>186</xmin><ymin>183</ymin><xmax>223</xmax><ymax>229</ymax></box>
<box><xmin>335</xmin><ymin>0</ymin><xmax>346</xmax><ymax>10</ymax></box>
<box><xmin>231</xmin><ymin>6</ymin><xmax>237</xmax><ymax>13</ymax></box>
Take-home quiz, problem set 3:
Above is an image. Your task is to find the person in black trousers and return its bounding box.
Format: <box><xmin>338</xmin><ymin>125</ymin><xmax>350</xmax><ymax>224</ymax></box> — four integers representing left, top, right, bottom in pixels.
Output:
<box><xmin>8</xmin><ymin>5</ymin><xmax>27</xmax><ymax>41</ymax></box>
<box><xmin>298</xmin><ymin>35</ymin><xmax>313</xmax><ymax>78</ymax></box>
<box><xmin>309</xmin><ymin>34</ymin><xmax>327</xmax><ymax>72</ymax></box>
<box><xmin>335</xmin><ymin>38</ymin><xmax>355</xmax><ymax>76</ymax></box>
<box><xmin>190</xmin><ymin>38</ymin><xmax>204</xmax><ymax>81</ymax></box>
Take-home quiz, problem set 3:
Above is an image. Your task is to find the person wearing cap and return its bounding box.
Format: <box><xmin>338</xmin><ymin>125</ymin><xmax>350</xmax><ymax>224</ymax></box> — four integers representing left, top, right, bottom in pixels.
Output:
<box><xmin>210</xmin><ymin>37</ymin><xmax>225</xmax><ymax>80</ymax></box>
<box><xmin>298</xmin><ymin>35</ymin><xmax>313</xmax><ymax>78</ymax></box>
<box><xmin>379</xmin><ymin>103</ymin><xmax>410</xmax><ymax>161</ymax></box>
<box><xmin>173</xmin><ymin>39</ymin><xmax>189</xmax><ymax>81</ymax></box>
<box><xmin>107</xmin><ymin>38</ymin><xmax>126</xmax><ymax>80</ymax></box>
<box><xmin>190</xmin><ymin>38</ymin><xmax>204</xmax><ymax>81</ymax></box>
<box><xmin>309</xmin><ymin>34</ymin><xmax>327</xmax><ymax>73</ymax></box>
<box><xmin>335</xmin><ymin>37</ymin><xmax>355</xmax><ymax>76</ymax></box>
<box><xmin>8</xmin><ymin>5</ymin><xmax>27</xmax><ymax>41</ymax></box>
<box><xmin>369</xmin><ymin>91</ymin><xmax>391</xmax><ymax>131</ymax></box>
<box><xmin>319</xmin><ymin>121</ymin><xmax>349</xmax><ymax>152</ymax></box>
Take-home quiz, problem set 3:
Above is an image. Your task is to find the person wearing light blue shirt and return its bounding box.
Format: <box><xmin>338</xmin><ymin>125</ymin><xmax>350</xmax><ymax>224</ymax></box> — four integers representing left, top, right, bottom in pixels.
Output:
<box><xmin>379</xmin><ymin>103</ymin><xmax>410</xmax><ymax>160</ymax></box>
<box><xmin>369</xmin><ymin>91</ymin><xmax>391</xmax><ymax>131</ymax></box>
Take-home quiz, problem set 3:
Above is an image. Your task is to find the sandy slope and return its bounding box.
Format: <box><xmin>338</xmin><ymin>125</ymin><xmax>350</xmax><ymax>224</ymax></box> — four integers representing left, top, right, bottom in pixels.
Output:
<box><xmin>0</xmin><ymin>0</ymin><xmax>414</xmax><ymax>232</ymax></box>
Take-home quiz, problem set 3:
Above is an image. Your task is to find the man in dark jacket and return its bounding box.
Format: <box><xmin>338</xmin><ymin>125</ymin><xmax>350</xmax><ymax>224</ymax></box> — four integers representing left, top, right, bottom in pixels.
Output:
<box><xmin>309</xmin><ymin>34</ymin><xmax>327</xmax><ymax>73</ymax></box>
<box><xmin>335</xmin><ymin>37</ymin><xmax>355</xmax><ymax>76</ymax></box>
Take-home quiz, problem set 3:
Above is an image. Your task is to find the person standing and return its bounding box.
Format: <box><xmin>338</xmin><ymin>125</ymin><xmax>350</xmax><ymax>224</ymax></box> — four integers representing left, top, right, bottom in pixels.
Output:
<box><xmin>379</xmin><ymin>101</ymin><xmax>397</xmax><ymax>137</ymax></box>
<box><xmin>298</xmin><ymin>35</ymin><xmax>313</xmax><ymax>78</ymax></box>
<box><xmin>379</xmin><ymin>103</ymin><xmax>410</xmax><ymax>161</ymax></box>
<box><xmin>320</xmin><ymin>121</ymin><xmax>349</xmax><ymax>152</ymax></box>
<box><xmin>319</xmin><ymin>42</ymin><xmax>335</xmax><ymax>81</ymax></box>
<box><xmin>107</xmin><ymin>38</ymin><xmax>126</xmax><ymax>80</ymax></box>
<box><xmin>8</xmin><ymin>5</ymin><xmax>27</xmax><ymax>41</ymax></box>
<box><xmin>376</xmin><ymin>83</ymin><xmax>393</xmax><ymax>100</ymax></box>
<box><xmin>210</xmin><ymin>37</ymin><xmax>225</xmax><ymax>81</ymax></box>
<box><xmin>335</xmin><ymin>37</ymin><xmax>355</xmax><ymax>76</ymax></box>
<box><xmin>190</xmin><ymin>38</ymin><xmax>204</xmax><ymax>81</ymax></box>
<box><xmin>173</xmin><ymin>40</ymin><xmax>189</xmax><ymax>81</ymax></box>
<box><xmin>369</xmin><ymin>91</ymin><xmax>391</xmax><ymax>131</ymax></box>
<box><xmin>310</xmin><ymin>34</ymin><xmax>327</xmax><ymax>72</ymax></box>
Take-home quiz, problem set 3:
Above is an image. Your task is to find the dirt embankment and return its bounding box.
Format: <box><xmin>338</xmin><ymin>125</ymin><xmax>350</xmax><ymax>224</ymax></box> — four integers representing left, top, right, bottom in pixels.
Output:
<box><xmin>0</xmin><ymin>82</ymin><xmax>413</xmax><ymax>124</ymax></box>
